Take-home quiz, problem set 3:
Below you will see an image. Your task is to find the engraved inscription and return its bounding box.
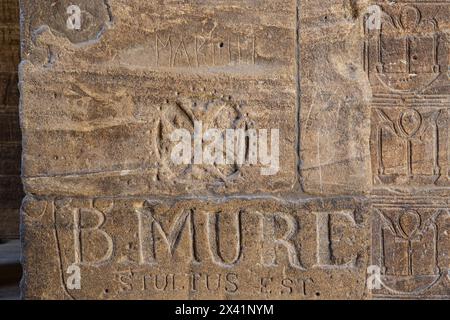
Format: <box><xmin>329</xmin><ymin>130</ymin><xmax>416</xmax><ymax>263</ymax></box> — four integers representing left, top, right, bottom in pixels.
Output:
<box><xmin>154</xmin><ymin>32</ymin><xmax>256</xmax><ymax>68</ymax></box>
<box><xmin>21</xmin><ymin>197</ymin><xmax>369</xmax><ymax>299</ymax></box>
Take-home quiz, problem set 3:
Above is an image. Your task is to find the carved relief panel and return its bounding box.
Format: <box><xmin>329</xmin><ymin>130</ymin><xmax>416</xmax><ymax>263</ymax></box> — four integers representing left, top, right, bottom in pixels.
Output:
<box><xmin>372</xmin><ymin>197</ymin><xmax>450</xmax><ymax>298</ymax></box>
<box><xmin>365</xmin><ymin>1</ymin><xmax>450</xmax><ymax>189</ymax></box>
<box><xmin>371</xmin><ymin>102</ymin><xmax>447</xmax><ymax>188</ymax></box>
<box><xmin>366</xmin><ymin>1</ymin><xmax>450</xmax><ymax>299</ymax></box>
<box><xmin>364</xmin><ymin>2</ymin><xmax>448</xmax><ymax>95</ymax></box>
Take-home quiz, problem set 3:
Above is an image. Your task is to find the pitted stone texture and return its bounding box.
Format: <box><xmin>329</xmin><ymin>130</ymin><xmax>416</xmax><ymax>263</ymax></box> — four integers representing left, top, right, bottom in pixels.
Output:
<box><xmin>366</xmin><ymin>2</ymin><xmax>450</xmax><ymax>193</ymax></box>
<box><xmin>366</xmin><ymin>0</ymin><xmax>450</xmax><ymax>300</ymax></box>
<box><xmin>371</xmin><ymin>195</ymin><xmax>450</xmax><ymax>299</ymax></box>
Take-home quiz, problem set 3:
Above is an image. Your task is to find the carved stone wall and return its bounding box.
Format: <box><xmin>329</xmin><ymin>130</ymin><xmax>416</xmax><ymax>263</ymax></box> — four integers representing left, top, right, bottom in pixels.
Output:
<box><xmin>19</xmin><ymin>0</ymin><xmax>450</xmax><ymax>299</ymax></box>
<box><xmin>0</xmin><ymin>0</ymin><xmax>21</xmax><ymax>240</ymax></box>
<box><xmin>365</xmin><ymin>1</ymin><xmax>450</xmax><ymax>298</ymax></box>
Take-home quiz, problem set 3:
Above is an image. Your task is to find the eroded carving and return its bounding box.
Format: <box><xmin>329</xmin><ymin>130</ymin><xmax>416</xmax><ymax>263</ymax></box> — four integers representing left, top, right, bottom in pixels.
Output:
<box><xmin>372</xmin><ymin>202</ymin><xmax>450</xmax><ymax>297</ymax></box>
<box><xmin>372</xmin><ymin>107</ymin><xmax>442</xmax><ymax>186</ymax></box>
<box><xmin>364</xmin><ymin>4</ymin><xmax>446</xmax><ymax>93</ymax></box>
<box><xmin>27</xmin><ymin>0</ymin><xmax>113</xmax><ymax>45</ymax></box>
<box><xmin>156</xmin><ymin>89</ymin><xmax>249</xmax><ymax>185</ymax></box>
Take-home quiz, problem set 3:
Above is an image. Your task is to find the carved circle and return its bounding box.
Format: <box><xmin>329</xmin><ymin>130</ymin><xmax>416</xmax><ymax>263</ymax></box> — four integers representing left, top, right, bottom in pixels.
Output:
<box><xmin>22</xmin><ymin>198</ymin><xmax>48</xmax><ymax>219</ymax></box>
<box><xmin>400</xmin><ymin>6</ymin><xmax>421</xmax><ymax>32</ymax></box>
<box><xmin>399</xmin><ymin>210</ymin><xmax>421</xmax><ymax>239</ymax></box>
<box><xmin>398</xmin><ymin>109</ymin><xmax>422</xmax><ymax>138</ymax></box>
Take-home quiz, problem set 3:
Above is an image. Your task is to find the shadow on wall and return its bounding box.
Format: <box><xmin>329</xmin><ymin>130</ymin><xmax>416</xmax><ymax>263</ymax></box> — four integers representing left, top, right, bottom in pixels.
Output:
<box><xmin>0</xmin><ymin>0</ymin><xmax>23</xmax><ymax>240</ymax></box>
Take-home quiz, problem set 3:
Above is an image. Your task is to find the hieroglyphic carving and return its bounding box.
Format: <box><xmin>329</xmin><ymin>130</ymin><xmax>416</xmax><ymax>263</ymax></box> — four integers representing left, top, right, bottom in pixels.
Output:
<box><xmin>154</xmin><ymin>32</ymin><xmax>256</xmax><ymax>68</ymax></box>
<box><xmin>372</xmin><ymin>197</ymin><xmax>450</xmax><ymax>298</ymax></box>
<box><xmin>365</xmin><ymin>1</ymin><xmax>450</xmax><ymax>299</ymax></box>
<box><xmin>364</xmin><ymin>3</ymin><xmax>447</xmax><ymax>94</ymax></box>
<box><xmin>365</xmin><ymin>2</ymin><xmax>450</xmax><ymax>188</ymax></box>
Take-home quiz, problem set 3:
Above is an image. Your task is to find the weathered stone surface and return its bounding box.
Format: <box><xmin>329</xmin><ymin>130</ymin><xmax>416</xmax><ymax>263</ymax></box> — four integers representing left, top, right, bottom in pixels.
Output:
<box><xmin>21</xmin><ymin>196</ymin><xmax>370</xmax><ymax>299</ymax></box>
<box><xmin>20</xmin><ymin>0</ymin><xmax>298</xmax><ymax>197</ymax></box>
<box><xmin>299</xmin><ymin>0</ymin><xmax>372</xmax><ymax>195</ymax></box>
<box><xmin>367</xmin><ymin>2</ymin><xmax>450</xmax><ymax>193</ymax></box>
<box><xmin>0</xmin><ymin>0</ymin><xmax>21</xmax><ymax>239</ymax></box>
<box><xmin>371</xmin><ymin>195</ymin><xmax>450</xmax><ymax>299</ymax></box>
<box><xmin>21</xmin><ymin>1</ymin><xmax>294</xmax><ymax>73</ymax></box>
<box><xmin>20</xmin><ymin>66</ymin><xmax>296</xmax><ymax>196</ymax></box>
<box><xmin>367</xmin><ymin>1</ymin><xmax>450</xmax><ymax>299</ymax></box>
<box><xmin>19</xmin><ymin>0</ymin><xmax>450</xmax><ymax>300</ymax></box>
